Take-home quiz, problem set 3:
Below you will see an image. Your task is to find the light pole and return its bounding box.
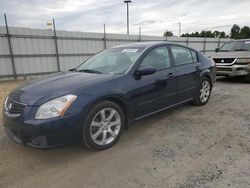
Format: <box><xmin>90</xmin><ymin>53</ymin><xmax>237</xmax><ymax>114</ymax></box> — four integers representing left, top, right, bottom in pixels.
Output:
<box><xmin>178</xmin><ymin>22</ymin><xmax>181</xmax><ymax>37</ymax></box>
<box><xmin>46</xmin><ymin>21</ymin><xmax>53</xmax><ymax>29</ymax></box>
<box><xmin>124</xmin><ymin>0</ymin><xmax>132</xmax><ymax>35</ymax></box>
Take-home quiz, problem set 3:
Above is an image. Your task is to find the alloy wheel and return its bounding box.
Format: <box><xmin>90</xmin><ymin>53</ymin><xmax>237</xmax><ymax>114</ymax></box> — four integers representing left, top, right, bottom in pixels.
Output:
<box><xmin>199</xmin><ymin>80</ymin><xmax>211</xmax><ymax>103</ymax></box>
<box><xmin>90</xmin><ymin>108</ymin><xmax>121</xmax><ymax>146</ymax></box>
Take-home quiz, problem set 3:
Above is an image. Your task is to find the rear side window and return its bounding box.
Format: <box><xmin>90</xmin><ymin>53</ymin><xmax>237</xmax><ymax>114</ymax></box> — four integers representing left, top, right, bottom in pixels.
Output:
<box><xmin>191</xmin><ymin>50</ymin><xmax>198</xmax><ymax>62</ymax></box>
<box><xmin>139</xmin><ymin>46</ymin><xmax>171</xmax><ymax>70</ymax></box>
<box><xmin>171</xmin><ymin>46</ymin><xmax>194</xmax><ymax>66</ymax></box>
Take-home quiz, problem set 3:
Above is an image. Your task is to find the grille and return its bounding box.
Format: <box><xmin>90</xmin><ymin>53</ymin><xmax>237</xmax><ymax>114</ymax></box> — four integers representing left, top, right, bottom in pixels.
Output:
<box><xmin>213</xmin><ymin>58</ymin><xmax>236</xmax><ymax>64</ymax></box>
<box><xmin>217</xmin><ymin>67</ymin><xmax>232</xmax><ymax>72</ymax></box>
<box><xmin>5</xmin><ymin>97</ymin><xmax>26</xmax><ymax>116</ymax></box>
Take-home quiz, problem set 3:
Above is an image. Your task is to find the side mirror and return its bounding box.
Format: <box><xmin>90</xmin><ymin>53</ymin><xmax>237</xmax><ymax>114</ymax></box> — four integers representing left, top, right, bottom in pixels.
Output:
<box><xmin>134</xmin><ymin>66</ymin><xmax>156</xmax><ymax>79</ymax></box>
<box><xmin>215</xmin><ymin>48</ymin><xmax>219</xmax><ymax>53</ymax></box>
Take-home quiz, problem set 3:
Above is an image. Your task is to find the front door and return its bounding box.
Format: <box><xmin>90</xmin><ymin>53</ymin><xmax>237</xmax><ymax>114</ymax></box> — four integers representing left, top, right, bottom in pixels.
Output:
<box><xmin>128</xmin><ymin>46</ymin><xmax>177</xmax><ymax>118</ymax></box>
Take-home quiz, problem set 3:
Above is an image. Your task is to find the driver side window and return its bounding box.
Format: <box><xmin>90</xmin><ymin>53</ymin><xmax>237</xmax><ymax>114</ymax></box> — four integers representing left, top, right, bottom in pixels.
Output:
<box><xmin>139</xmin><ymin>47</ymin><xmax>171</xmax><ymax>70</ymax></box>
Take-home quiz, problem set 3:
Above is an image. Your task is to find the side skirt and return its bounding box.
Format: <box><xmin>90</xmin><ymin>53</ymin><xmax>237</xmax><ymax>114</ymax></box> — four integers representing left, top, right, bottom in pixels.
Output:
<box><xmin>134</xmin><ymin>98</ymin><xmax>194</xmax><ymax>122</ymax></box>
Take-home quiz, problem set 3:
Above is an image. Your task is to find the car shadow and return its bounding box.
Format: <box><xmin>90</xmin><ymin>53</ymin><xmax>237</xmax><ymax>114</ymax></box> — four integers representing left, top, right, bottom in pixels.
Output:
<box><xmin>216</xmin><ymin>76</ymin><xmax>249</xmax><ymax>84</ymax></box>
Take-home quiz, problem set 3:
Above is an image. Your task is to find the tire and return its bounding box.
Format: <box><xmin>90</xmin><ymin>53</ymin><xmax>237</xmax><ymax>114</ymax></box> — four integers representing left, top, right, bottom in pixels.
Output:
<box><xmin>82</xmin><ymin>101</ymin><xmax>125</xmax><ymax>150</ymax></box>
<box><xmin>193</xmin><ymin>77</ymin><xmax>212</xmax><ymax>106</ymax></box>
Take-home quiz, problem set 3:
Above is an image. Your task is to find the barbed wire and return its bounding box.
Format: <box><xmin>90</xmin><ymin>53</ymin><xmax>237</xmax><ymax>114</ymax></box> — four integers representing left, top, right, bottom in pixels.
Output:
<box><xmin>0</xmin><ymin>13</ymin><xmax>246</xmax><ymax>37</ymax></box>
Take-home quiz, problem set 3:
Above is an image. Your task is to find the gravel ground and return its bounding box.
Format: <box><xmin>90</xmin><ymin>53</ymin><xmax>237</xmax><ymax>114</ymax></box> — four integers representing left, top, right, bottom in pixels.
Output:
<box><xmin>0</xmin><ymin>78</ymin><xmax>250</xmax><ymax>188</ymax></box>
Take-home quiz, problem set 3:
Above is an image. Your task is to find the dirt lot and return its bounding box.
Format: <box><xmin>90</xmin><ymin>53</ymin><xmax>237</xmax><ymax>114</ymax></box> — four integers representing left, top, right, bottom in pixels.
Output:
<box><xmin>0</xmin><ymin>78</ymin><xmax>250</xmax><ymax>188</ymax></box>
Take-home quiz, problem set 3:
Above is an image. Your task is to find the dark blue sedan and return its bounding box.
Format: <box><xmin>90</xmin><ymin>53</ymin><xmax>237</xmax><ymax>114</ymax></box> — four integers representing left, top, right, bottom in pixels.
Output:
<box><xmin>2</xmin><ymin>42</ymin><xmax>216</xmax><ymax>150</ymax></box>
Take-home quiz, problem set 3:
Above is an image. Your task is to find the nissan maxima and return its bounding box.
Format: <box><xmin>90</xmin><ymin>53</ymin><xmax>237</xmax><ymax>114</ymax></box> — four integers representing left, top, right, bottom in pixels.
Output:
<box><xmin>2</xmin><ymin>42</ymin><xmax>216</xmax><ymax>150</ymax></box>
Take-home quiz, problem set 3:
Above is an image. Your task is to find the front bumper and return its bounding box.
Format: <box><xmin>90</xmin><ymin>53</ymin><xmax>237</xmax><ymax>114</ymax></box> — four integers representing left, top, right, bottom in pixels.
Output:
<box><xmin>2</xmin><ymin>112</ymin><xmax>81</xmax><ymax>149</ymax></box>
<box><xmin>216</xmin><ymin>64</ymin><xmax>250</xmax><ymax>77</ymax></box>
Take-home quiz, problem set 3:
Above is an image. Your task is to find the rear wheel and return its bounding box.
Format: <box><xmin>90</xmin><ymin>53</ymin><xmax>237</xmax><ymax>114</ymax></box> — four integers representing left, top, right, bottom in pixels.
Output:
<box><xmin>193</xmin><ymin>77</ymin><xmax>212</xmax><ymax>106</ymax></box>
<box><xmin>82</xmin><ymin>101</ymin><xmax>125</xmax><ymax>150</ymax></box>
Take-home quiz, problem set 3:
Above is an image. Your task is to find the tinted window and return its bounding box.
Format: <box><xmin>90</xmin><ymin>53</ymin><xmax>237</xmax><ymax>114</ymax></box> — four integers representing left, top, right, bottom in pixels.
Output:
<box><xmin>171</xmin><ymin>46</ymin><xmax>193</xmax><ymax>66</ymax></box>
<box><xmin>191</xmin><ymin>50</ymin><xmax>198</xmax><ymax>62</ymax></box>
<box><xmin>140</xmin><ymin>47</ymin><xmax>171</xmax><ymax>70</ymax></box>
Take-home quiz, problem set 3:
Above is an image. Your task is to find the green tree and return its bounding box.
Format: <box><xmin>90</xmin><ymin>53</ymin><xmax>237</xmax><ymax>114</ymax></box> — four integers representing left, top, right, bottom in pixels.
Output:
<box><xmin>213</xmin><ymin>31</ymin><xmax>220</xmax><ymax>38</ymax></box>
<box><xmin>193</xmin><ymin>32</ymin><xmax>200</xmax><ymax>37</ymax></box>
<box><xmin>163</xmin><ymin>30</ymin><xmax>173</xmax><ymax>37</ymax></box>
<box><xmin>230</xmin><ymin>24</ymin><xmax>241</xmax><ymax>39</ymax></box>
<box><xmin>219</xmin><ymin>31</ymin><xmax>226</xmax><ymax>38</ymax></box>
<box><xmin>181</xmin><ymin>33</ymin><xmax>189</xmax><ymax>37</ymax></box>
<box><xmin>240</xmin><ymin>26</ymin><xmax>250</xmax><ymax>39</ymax></box>
<box><xmin>200</xmin><ymin>31</ymin><xmax>214</xmax><ymax>38</ymax></box>
<box><xmin>172</xmin><ymin>24</ymin><xmax>250</xmax><ymax>39</ymax></box>
<box><xmin>181</xmin><ymin>32</ymin><xmax>201</xmax><ymax>37</ymax></box>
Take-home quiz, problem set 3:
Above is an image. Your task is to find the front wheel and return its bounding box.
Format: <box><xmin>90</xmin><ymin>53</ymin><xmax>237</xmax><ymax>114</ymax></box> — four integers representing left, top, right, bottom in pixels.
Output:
<box><xmin>82</xmin><ymin>101</ymin><xmax>125</xmax><ymax>150</ymax></box>
<box><xmin>193</xmin><ymin>77</ymin><xmax>212</xmax><ymax>106</ymax></box>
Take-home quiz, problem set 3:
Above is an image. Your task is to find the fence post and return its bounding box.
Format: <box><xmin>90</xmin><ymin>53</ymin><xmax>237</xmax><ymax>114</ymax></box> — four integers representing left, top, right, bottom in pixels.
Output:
<box><xmin>164</xmin><ymin>28</ymin><xmax>168</xmax><ymax>41</ymax></box>
<box><xmin>217</xmin><ymin>38</ymin><xmax>221</xmax><ymax>49</ymax></box>
<box><xmin>138</xmin><ymin>27</ymin><xmax>141</xmax><ymax>42</ymax></box>
<box><xmin>103</xmin><ymin>24</ymin><xmax>107</xmax><ymax>49</ymax></box>
<box><xmin>203</xmin><ymin>37</ymin><xmax>207</xmax><ymax>54</ymax></box>
<box><xmin>53</xmin><ymin>18</ymin><xmax>60</xmax><ymax>71</ymax></box>
<box><xmin>4</xmin><ymin>14</ymin><xmax>17</xmax><ymax>79</ymax></box>
<box><xmin>186</xmin><ymin>37</ymin><xmax>189</xmax><ymax>46</ymax></box>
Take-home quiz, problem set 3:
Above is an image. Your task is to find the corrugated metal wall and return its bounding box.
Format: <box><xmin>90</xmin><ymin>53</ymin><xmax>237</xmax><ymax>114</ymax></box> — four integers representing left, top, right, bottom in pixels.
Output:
<box><xmin>0</xmin><ymin>26</ymin><xmax>231</xmax><ymax>80</ymax></box>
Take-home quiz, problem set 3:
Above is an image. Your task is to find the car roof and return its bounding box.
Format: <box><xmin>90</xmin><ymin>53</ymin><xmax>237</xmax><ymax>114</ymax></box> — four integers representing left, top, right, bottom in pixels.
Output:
<box><xmin>112</xmin><ymin>41</ymin><xmax>198</xmax><ymax>52</ymax></box>
<box><xmin>112</xmin><ymin>41</ymin><xmax>179</xmax><ymax>48</ymax></box>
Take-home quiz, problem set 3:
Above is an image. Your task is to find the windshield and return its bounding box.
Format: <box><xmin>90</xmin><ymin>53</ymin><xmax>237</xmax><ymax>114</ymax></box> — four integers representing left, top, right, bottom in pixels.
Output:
<box><xmin>76</xmin><ymin>47</ymin><xmax>145</xmax><ymax>74</ymax></box>
<box><xmin>220</xmin><ymin>41</ymin><xmax>250</xmax><ymax>52</ymax></box>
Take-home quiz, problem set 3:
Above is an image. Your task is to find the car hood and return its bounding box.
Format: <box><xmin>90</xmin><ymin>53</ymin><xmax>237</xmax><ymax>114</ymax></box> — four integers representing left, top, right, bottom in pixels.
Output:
<box><xmin>211</xmin><ymin>51</ymin><xmax>250</xmax><ymax>59</ymax></box>
<box><xmin>9</xmin><ymin>71</ymin><xmax>118</xmax><ymax>106</ymax></box>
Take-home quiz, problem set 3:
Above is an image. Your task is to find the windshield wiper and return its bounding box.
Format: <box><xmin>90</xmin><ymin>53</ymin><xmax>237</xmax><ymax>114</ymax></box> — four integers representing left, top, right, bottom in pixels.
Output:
<box><xmin>77</xmin><ymin>69</ymin><xmax>103</xmax><ymax>74</ymax></box>
<box><xmin>233</xmin><ymin>49</ymin><xmax>248</xmax><ymax>51</ymax></box>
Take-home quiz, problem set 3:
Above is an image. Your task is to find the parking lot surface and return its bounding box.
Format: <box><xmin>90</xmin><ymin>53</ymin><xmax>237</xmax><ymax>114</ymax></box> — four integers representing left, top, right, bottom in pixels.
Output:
<box><xmin>0</xmin><ymin>78</ymin><xmax>250</xmax><ymax>188</ymax></box>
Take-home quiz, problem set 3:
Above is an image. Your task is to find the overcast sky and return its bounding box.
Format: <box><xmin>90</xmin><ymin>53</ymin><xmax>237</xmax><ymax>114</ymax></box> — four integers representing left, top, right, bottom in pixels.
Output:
<box><xmin>0</xmin><ymin>0</ymin><xmax>250</xmax><ymax>36</ymax></box>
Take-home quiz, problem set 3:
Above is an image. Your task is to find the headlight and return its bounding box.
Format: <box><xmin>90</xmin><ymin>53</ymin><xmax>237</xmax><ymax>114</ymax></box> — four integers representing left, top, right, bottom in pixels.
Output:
<box><xmin>236</xmin><ymin>58</ymin><xmax>250</xmax><ymax>64</ymax></box>
<box><xmin>35</xmin><ymin>95</ymin><xmax>77</xmax><ymax>120</ymax></box>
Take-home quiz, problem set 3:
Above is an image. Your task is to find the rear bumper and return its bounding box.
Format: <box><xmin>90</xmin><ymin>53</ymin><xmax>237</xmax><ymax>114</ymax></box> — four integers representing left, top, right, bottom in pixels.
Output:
<box><xmin>2</xmin><ymin>113</ymin><xmax>81</xmax><ymax>149</ymax></box>
<box><xmin>216</xmin><ymin>64</ymin><xmax>250</xmax><ymax>77</ymax></box>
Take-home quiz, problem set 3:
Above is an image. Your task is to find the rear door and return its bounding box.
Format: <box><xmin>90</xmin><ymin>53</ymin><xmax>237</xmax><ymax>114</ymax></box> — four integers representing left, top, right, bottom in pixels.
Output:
<box><xmin>170</xmin><ymin>45</ymin><xmax>201</xmax><ymax>102</ymax></box>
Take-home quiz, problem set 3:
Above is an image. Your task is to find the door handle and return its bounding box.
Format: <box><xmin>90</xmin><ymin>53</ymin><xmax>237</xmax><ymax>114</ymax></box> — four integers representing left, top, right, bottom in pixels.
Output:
<box><xmin>167</xmin><ymin>72</ymin><xmax>174</xmax><ymax>79</ymax></box>
<box><xmin>196</xmin><ymin>66</ymin><xmax>201</xmax><ymax>71</ymax></box>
